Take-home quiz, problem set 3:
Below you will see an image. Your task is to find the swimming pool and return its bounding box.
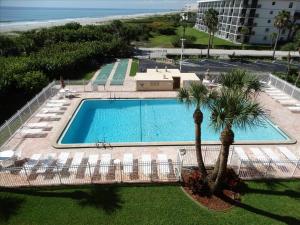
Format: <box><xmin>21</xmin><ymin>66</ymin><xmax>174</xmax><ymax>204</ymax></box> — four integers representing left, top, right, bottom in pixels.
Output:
<box><xmin>58</xmin><ymin>99</ymin><xmax>290</xmax><ymax>145</ymax></box>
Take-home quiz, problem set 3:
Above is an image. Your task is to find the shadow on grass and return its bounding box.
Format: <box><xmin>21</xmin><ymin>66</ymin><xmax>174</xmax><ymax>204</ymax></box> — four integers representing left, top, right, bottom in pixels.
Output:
<box><xmin>239</xmin><ymin>180</ymin><xmax>300</xmax><ymax>200</ymax></box>
<box><xmin>0</xmin><ymin>195</ymin><xmax>24</xmax><ymax>222</ymax></box>
<box><xmin>217</xmin><ymin>180</ymin><xmax>300</xmax><ymax>225</ymax></box>
<box><xmin>1</xmin><ymin>185</ymin><xmax>122</xmax><ymax>214</ymax></box>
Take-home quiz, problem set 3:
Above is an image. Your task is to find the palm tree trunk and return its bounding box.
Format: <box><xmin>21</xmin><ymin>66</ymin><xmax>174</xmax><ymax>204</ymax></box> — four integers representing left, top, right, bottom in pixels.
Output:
<box><xmin>211</xmin><ymin>144</ymin><xmax>230</xmax><ymax>193</ymax></box>
<box><xmin>207</xmin><ymin>31</ymin><xmax>211</xmax><ymax>58</ymax></box>
<box><xmin>194</xmin><ymin>109</ymin><xmax>207</xmax><ymax>177</ymax></box>
<box><xmin>272</xmin><ymin>30</ymin><xmax>281</xmax><ymax>59</ymax></box>
<box><xmin>210</xmin><ymin>127</ymin><xmax>234</xmax><ymax>193</ymax></box>
<box><xmin>211</xmin><ymin>33</ymin><xmax>215</xmax><ymax>49</ymax></box>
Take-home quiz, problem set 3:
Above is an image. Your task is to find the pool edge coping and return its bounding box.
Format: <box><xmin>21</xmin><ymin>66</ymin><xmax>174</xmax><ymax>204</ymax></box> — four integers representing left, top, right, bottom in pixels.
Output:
<box><xmin>51</xmin><ymin>97</ymin><xmax>297</xmax><ymax>149</ymax></box>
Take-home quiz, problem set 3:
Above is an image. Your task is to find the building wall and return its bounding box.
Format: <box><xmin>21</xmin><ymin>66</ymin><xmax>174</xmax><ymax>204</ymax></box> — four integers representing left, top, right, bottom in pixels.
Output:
<box><xmin>195</xmin><ymin>0</ymin><xmax>300</xmax><ymax>44</ymax></box>
<box><xmin>136</xmin><ymin>80</ymin><xmax>173</xmax><ymax>91</ymax></box>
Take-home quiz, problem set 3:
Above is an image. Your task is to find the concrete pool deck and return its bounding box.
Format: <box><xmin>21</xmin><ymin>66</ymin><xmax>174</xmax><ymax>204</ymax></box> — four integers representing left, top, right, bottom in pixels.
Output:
<box><xmin>3</xmin><ymin>88</ymin><xmax>300</xmax><ymax>163</ymax></box>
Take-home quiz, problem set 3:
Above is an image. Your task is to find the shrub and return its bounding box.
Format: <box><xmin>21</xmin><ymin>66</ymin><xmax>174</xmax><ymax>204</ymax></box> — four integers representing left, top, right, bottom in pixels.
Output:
<box><xmin>183</xmin><ymin>169</ymin><xmax>210</xmax><ymax>196</ymax></box>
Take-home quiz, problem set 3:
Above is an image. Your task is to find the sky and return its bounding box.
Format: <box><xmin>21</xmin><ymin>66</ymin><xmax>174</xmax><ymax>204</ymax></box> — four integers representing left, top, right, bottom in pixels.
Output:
<box><xmin>0</xmin><ymin>0</ymin><xmax>195</xmax><ymax>9</ymax></box>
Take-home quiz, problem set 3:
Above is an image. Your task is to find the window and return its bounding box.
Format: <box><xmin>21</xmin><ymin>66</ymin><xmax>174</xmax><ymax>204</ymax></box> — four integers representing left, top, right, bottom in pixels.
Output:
<box><xmin>270</xmin><ymin>11</ymin><xmax>273</xmax><ymax>15</ymax></box>
<box><xmin>268</xmin><ymin>19</ymin><xmax>271</xmax><ymax>23</ymax></box>
<box><xmin>289</xmin><ymin>2</ymin><xmax>293</xmax><ymax>8</ymax></box>
<box><xmin>282</xmin><ymin>29</ymin><xmax>286</xmax><ymax>34</ymax></box>
<box><xmin>255</xmin><ymin>14</ymin><xmax>259</xmax><ymax>17</ymax></box>
<box><xmin>251</xmin><ymin>31</ymin><xmax>255</xmax><ymax>35</ymax></box>
<box><xmin>272</xmin><ymin>1</ymin><xmax>276</xmax><ymax>5</ymax></box>
<box><xmin>265</xmin><ymin>28</ymin><xmax>269</xmax><ymax>32</ymax></box>
<box><xmin>263</xmin><ymin>36</ymin><xmax>267</xmax><ymax>40</ymax></box>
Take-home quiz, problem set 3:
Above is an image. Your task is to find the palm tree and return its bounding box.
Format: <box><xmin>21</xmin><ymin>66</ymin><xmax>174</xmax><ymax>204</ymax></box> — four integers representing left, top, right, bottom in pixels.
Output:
<box><xmin>270</xmin><ymin>32</ymin><xmax>278</xmax><ymax>49</ymax></box>
<box><xmin>240</xmin><ymin>26</ymin><xmax>249</xmax><ymax>50</ymax></box>
<box><xmin>273</xmin><ymin>10</ymin><xmax>291</xmax><ymax>59</ymax></box>
<box><xmin>208</xmin><ymin>89</ymin><xmax>265</xmax><ymax>193</ymax></box>
<box><xmin>177</xmin><ymin>82</ymin><xmax>212</xmax><ymax>178</ymax></box>
<box><xmin>208</xmin><ymin>69</ymin><xmax>263</xmax><ymax>184</ymax></box>
<box><xmin>203</xmin><ymin>8</ymin><xmax>219</xmax><ymax>58</ymax></box>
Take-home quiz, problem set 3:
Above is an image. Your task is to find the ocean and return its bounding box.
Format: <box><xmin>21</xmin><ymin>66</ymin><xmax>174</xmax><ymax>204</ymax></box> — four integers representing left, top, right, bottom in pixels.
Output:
<box><xmin>0</xmin><ymin>7</ymin><xmax>173</xmax><ymax>23</ymax></box>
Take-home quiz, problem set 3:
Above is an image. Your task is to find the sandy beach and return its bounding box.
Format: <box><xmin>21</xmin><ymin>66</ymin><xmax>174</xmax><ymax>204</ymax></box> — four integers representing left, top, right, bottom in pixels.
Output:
<box><xmin>0</xmin><ymin>11</ymin><xmax>178</xmax><ymax>33</ymax></box>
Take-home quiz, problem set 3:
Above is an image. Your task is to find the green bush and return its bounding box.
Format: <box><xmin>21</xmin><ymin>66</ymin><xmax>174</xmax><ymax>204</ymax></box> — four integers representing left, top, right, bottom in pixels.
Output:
<box><xmin>172</xmin><ymin>35</ymin><xmax>196</xmax><ymax>48</ymax></box>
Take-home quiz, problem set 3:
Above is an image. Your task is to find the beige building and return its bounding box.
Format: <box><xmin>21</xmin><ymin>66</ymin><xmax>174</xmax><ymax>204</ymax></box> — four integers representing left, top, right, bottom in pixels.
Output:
<box><xmin>135</xmin><ymin>68</ymin><xmax>200</xmax><ymax>91</ymax></box>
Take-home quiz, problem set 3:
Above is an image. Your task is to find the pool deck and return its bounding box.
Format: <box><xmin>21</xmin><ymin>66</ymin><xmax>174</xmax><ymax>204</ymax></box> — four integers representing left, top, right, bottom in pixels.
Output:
<box><xmin>1</xmin><ymin>74</ymin><xmax>300</xmax><ymax>184</ymax></box>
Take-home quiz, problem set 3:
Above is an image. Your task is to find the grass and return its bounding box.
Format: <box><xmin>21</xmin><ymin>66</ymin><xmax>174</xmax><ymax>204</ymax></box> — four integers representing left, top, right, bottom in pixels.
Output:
<box><xmin>145</xmin><ymin>27</ymin><xmax>237</xmax><ymax>48</ymax></box>
<box><xmin>129</xmin><ymin>59</ymin><xmax>139</xmax><ymax>76</ymax></box>
<box><xmin>0</xmin><ymin>180</ymin><xmax>299</xmax><ymax>225</ymax></box>
<box><xmin>82</xmin><ymin>70</ymin><xmax>97</xmax><ymax>80</ymax></box>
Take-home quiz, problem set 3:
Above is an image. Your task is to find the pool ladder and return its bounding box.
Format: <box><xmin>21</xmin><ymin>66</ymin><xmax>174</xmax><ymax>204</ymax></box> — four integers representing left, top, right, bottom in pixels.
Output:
<box><xmin>96</xmin><ymin>141</ymin><xmax>112</xmax><ymax>149</ymax></box>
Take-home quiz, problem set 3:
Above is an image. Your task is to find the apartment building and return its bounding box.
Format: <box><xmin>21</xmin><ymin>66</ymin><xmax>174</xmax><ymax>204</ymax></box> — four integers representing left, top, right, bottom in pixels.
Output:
<box><xmin>195</xmin><ymin>0</ymin><xmax>300</xmax><ymax>44</ymax></box>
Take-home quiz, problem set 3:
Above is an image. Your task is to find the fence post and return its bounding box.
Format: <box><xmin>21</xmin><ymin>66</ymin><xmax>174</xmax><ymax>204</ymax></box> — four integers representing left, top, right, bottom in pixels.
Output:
<box><xmin>88</xmin><ymin>162</ymin><xmax>92</xmax><ymax>183</ymax></box>
<box><xmin>238</xmin><ymin>159</ymin><xmax>242</xmax><ymax>175</ymax></box>
<box><xmin>27</xmin><ymin>102</ymin><xmax>32</xmax><ymax>114</ymax></box>
<box><xmin>229</xmin><ymin>146</ymin><xmax>234</xmax><ymax>165</ymax></box>
<box><xmin>120</xmin><ymin>162</ymin><xmax>123</xmax><ymax>183</ymax></box>
<box><xmin>23</xmin><ymin>166</ymin><xmax>31</xmax><ymax>186</ymax></box>
<box><xmin>83</xmin><ymin>80</ymin><xmax>86</xmax><ymax>92</ymax></box>
<box><xmin>265</xmin><ymin>160</ymin><xmax>272</xmax><ymax>177</ymax></box>
<box><xmin>18</xmin><ymin>111</ymin><xmax>23</xmax><ymax>124</ymax></box>
<box><xmin>57</xmin><ymin>166</ymin><xmax>62</xmax><ymax>185</ymax></box>
<box><xmin>291</xmin><ymin>160</ymin><xmax>299</xmax><ymax>177</ymax></box>
<box><xmin>5</xmin><ymin>120</ymin><xmax>12</xmax><ymax>136</ymax></box>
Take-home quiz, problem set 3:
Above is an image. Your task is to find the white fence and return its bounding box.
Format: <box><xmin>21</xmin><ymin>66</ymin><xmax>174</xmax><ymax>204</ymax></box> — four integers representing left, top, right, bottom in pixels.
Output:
<box><xmin>267</xmin><ymin>73</ymin><xmax>300</xmax><ymax>101</ymax></box>
<box><xmin>179</xmin><ymin>147</ymin><xmax>300</xmax><ymax>180</ymax></box>
<box><xmin>0</xmin><ymin>82</ymin><xmax>58</xmax><ymax>147</ymax></box>
<box><xmin>0</xmin><ymin>161</ymin><xmax>181</xmax><ymax>187</ymax></box>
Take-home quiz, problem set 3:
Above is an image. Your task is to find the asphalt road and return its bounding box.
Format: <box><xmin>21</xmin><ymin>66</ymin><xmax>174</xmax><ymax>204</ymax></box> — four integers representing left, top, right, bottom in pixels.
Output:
<box><xmin>138</xmin><ymin>58</ymin><xmax>299</xmax><ymax>74</ymax></box>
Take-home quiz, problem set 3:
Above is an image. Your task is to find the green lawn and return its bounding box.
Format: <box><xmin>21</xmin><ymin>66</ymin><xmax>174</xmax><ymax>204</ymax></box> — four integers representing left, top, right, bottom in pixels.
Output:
<box><xmin>1</xmin><ymin>180</ymin><xmax>299</xmax><ymax>225</ymax></box>
<box><xmin>129</xmin><ymin>59</ymin><xmax>139</xmax><ymax>76</ymax></box>
<box><xmin>146</xmin><ymin>27</ymin><xmax>237</xmax><ymax>48</ymax></box>
<box><xmin>82</xmin><ymin>70</ymin><xmax>97</xmax><ymax>80</ymax></box>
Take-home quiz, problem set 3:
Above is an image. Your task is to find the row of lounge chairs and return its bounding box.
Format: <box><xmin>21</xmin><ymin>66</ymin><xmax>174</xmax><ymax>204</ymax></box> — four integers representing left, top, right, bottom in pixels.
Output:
<box><xmin>264</xmin><ymin>82</ymin><xmax>300</xmax><ymax>113</ymax></box>
<box><xmin>18</xmin><ymin>99</ymin><xmax>70</xmax><ymax>138</ymax></box>
<box><xmin>235</xmin><ymin>146</ymin><xmax>299</xmax><ymax>164</ymax></box>
<box><xmin>18</xmin><ymin>152</ymin><xmax>172</xmax><ymax>179</ymax></box>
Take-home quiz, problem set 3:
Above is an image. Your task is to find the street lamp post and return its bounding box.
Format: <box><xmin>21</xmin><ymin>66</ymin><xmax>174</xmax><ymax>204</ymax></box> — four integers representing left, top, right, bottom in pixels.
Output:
<box><xmin>179</xmin><ymin>12</ymin><xmax>188</xmax><ymax>72</ymax></box>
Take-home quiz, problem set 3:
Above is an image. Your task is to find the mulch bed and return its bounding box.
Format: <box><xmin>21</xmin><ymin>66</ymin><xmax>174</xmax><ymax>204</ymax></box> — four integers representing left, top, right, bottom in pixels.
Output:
<box><xmin>181</xmin><ymin>168</ymin><xmax>241</xmax><ymax>211</ymax></box>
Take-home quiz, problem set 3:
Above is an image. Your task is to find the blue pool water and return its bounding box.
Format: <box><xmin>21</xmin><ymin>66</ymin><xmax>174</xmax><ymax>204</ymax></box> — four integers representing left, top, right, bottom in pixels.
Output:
<box><xmin>59</xmin><ymin>99</ymin><xmax>289</xmax><ymax>144</ymax></box>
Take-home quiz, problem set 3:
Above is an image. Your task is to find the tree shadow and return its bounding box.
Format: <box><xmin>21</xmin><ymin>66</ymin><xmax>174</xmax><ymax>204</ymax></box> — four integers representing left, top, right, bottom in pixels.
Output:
<box><xmin>239</xmin><ymin>181</ymin><xmax>300</xmax><ymax>200</ymax></box>
<box><xmin>1</xmin><ymin>185</ymin><xmax>122</xmax><ymax>214</ymax></box>
<box><xmin>0</xmin><ymin>195</ymin><xmax>24</xmax><ymax>222</ymax></box>
<box><xmin>217</xmin><ymin>188</ymin><xmax>300</xmax><ymax>225</ymax></box>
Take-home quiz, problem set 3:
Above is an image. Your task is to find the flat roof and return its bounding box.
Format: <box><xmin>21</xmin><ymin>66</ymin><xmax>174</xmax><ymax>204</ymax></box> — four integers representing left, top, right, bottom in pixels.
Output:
<box><xmin>135</xmin><ymin>69</ymin><xmax>200</xmax><ymax>81</ymax></box>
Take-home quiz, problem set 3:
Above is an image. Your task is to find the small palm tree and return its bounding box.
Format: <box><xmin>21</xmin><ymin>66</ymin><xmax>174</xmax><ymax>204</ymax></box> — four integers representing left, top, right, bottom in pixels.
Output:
<box><xmin>178</xmin><ymin>82</ymin><xmax>212</xmax><ymax>178</ymax></box>
<box><xmin>203</xmin><ymin>8</ymin><xmax>219</xmax><ymax>58</ymax></box>
<box><xmin>208</xmin><ymin>89</ymin><xmax>265</xmax><ymax>193</ymax></box>
<box><xmin>273</xmin><ymin>10</ymin><xmax>291</xmax><ymax>59</ymax></box>
<box><xmin>240</xmin><ymin>26</ymin><xmax>249</xmax><ymax>50</ymax></box>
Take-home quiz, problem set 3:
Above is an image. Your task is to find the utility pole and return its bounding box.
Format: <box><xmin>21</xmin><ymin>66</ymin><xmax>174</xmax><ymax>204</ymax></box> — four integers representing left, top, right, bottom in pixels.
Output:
<box><xmin>179</xmin><ymin>12</ymin><xmax>188</xmax><ymax>72</ymax></box>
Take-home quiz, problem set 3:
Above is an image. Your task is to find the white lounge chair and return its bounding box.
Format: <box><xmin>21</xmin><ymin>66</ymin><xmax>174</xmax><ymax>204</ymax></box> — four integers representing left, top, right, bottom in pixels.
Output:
<box><xmin>123</xmin><ymin>153</ymin><xmax>133</xmax><ymax>174</ymax></box>
<box><xmin>271</xmin><ymin>96</ymin><xmax>291</xmax><ymax>100</ymax></box>
<box><xmin>235</xmin><ymin>147</ymin><xmax>249</xmax><ymax>161</ymax></box>
<box><xmin>23</xmin><ymin>122</ymin><xmax>51</xmax><ymax>129</ymax></box>
<box><xmin>278</xmin><ymin>147</ymin><xmax>298</xmax><ymax>162</ymax></box>
<box><xmin>265</xmin><ymin>89</ymin><xmax>281</xmax><ymax>93</ymax></box>
<box><xmin>250</xmin><ymin>148</ymin><xmax>269</xmax><ymax>162</ymax></box>
<box><xmin>20</xmin><ymin>154</ymin><xmax>41</xmax><ymax>174</ymax></box>
<box><xmin>99</xmin><ymin>154</ymin><xmax>111</xmax><ymax>174</ymax></box>
<box><xmin>40</xmin><ymin>107</ymin><xmax>64</xmax><ymax>114</ymax></box>
<box><xmin>36</xmin><ymin>153</ymin><xmax>56</xmax><ymax>173</ymax></box>
<box><xmin>268</xmin><ymin>93</ymin><xmax>286</xmax><ymax>97</ymax></box>
<box><xmin>140</xmin><ymin>154</ymin><xmax>151</xmax><ymax>175</ymax></box>
<box><xmin>277</xmin><ymin>99</ymin><xmax>299</xmax><ymax>106</ymax></box>
<box><xmin>287</xmin><ymin>106</ymin><xmax>300</xmax><ymax>113</ymax></box>
<box><xmin>262</xmin><ymin>148</ymin><xmax>286</xmax><ymax>167</ymax></box>
<box><xmin>48</xmin><ymin>100</ymin><xmax>70</xmax><ymax>104</ymax></box>
<box><xmin>157</xmin><ymin>154</ymin><xmax>169</xmax><ymax>174</ymax></box>
<box><xmin>69</xmin><ymin>152</ymin><xmax>84</xmax><ymax>173</ymax></box>
<box><xmin>85</xmin><ymin>154</ymin><xmax>99</xmax><ymax>176</ymax></box>
<box><xmin>45</xmin><ymin>103</ymin><xmax>65</xmax><ymax>108</ymax></box>
<box><xmin>19</xmin><ymin>128</ymin><xmax>46</xmax><ymax>138</ymax></box>
<box><xmin>35</xmin><ymin>113</ymin><xmax>60</xmax><ymax>120</ymax></box>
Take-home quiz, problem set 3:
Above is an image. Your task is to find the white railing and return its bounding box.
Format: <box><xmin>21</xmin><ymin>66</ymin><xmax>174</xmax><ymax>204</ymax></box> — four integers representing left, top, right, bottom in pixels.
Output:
<box><xmin>267</xmin><ymin>73</ymin><xmax>300</xmax><ymax>101</ymax></box>
<box><xmin>0</xmin><ymin>82</ymin><xmax>58</xmax><ymax>147</ymax></box>
<box><xmin>0</xmin><ymin>161</ymin><xmax>181</xmax><ymax>187</ymax></box>
<box><xmin>179</xmin><ymin>146</ymin><xmax>300</xmax><ymax>180</ymax></box>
